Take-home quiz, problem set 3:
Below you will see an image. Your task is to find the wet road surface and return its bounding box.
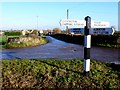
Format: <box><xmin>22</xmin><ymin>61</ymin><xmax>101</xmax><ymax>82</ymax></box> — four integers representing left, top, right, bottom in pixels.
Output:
<box><xmin>0</xmin><ymin>36</ymin><xmax>120</xmax><ymax>64</ymax></box>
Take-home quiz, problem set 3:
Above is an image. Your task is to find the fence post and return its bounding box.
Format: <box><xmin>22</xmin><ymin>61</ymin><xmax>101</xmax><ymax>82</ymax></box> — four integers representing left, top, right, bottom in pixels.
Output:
<box><xmin>84</xmin><ymin>16</ymin><xmax>91</xmax><ymax>76</ymax></box>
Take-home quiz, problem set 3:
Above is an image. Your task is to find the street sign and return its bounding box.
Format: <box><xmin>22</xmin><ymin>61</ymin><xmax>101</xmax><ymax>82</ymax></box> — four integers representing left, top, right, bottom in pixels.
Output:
<box><xmin>60</xmin><ymin>19</ymin><xmax>110</xmax><ymax>28</ymax></box>
<box><xmin>91</xmin><ymin>21</ymin><xmax>110</xmax><ymax>28</ymax></box>
<box><xmin>69</xmin><ymin>27</ymin><xmax>115</xmax><ymax>35</ymax></box>
<box><xmin>90</xmin><ymin>27</ymin><xmax>115</xmax><ymax>35</ymax></box>
<box><xmin>60</xmin><ymin>19</ymin><xmax>85</xmax><ymax>26</ymax></box>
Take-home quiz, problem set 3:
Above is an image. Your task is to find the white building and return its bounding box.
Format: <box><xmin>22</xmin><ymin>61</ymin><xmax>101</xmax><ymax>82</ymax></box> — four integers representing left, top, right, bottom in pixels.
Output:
<box><xmin>0</xmin><ymin>31</ymin><xmax>5</xmax><ymax>36</ymax></box>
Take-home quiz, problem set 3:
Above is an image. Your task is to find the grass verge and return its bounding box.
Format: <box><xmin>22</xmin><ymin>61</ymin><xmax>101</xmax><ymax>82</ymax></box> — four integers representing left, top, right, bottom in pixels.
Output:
<box><xmin>0</xmin><ymin>36</ymin><xmax>7</xmax><ymax>45</ymax></box>
<box><xmin>1</xmin><ymin>59</ymin><xmax>120</xmax><ymax>89</ymax></box>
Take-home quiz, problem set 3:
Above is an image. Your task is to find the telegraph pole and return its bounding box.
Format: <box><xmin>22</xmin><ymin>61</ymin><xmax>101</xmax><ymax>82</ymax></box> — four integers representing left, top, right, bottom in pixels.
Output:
<box><xmin>67</xmin><ymin>9</ymin><xmax>69</xmax><ymax>19</ymax></box>
<box><xmin>66</xmin><ymin>9</ymin><xmax>69</xmax><ymax>34</ymax></box>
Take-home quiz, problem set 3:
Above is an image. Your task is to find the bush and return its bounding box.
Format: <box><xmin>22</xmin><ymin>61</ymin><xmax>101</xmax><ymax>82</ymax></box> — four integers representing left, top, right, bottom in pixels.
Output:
<box><xmin>0</xmin><ymin>35</ymin><xmax>7</xmax><ymax>45</ymax></box>
<box><xmin>5</xmin><ymin>31</ymin><xmax>22</xmax><ymax>36</ymax></box>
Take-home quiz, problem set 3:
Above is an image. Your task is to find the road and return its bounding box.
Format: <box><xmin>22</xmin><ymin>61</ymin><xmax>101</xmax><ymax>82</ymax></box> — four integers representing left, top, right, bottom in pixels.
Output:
<box><xmin>0</xmin><ymin>36</ymin><xmax>120</xmax><ymax>64</ymax></box>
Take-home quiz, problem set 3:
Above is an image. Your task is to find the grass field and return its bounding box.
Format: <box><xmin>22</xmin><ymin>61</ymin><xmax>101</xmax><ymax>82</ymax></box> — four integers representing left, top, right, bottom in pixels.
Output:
<box><xmin>1</xmin><ymin>59</ymin><xmax>120</xmax><ymax>89</ymax></box>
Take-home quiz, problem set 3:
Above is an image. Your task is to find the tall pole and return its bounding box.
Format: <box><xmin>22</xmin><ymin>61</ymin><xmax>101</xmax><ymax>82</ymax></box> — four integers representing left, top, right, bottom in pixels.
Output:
<box><xmin>66</xmin><ymin>9</ymin><xmax>69</xmax><ymax>34</ymax></box>
<box><xmin>84</xmin><ymin>16</ymin><xmax>91</xmax><ymax>76</ymax></box>
<box><xmin>67</xmin><ymin>9</ymin><xmax>69</xmax><ymax>19</ymax></box>
<box><xmin>37</xmin><ymin>16</ymin><xmax>39</xmax><ymax>30</ymax></box>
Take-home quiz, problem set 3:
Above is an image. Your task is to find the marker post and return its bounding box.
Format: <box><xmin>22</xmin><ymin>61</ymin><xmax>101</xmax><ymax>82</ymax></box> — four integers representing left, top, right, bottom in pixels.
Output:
<box><xmin>84</xmin><ymin>16</ymin><xmax>91</xmax><ymax>76</ymax></box>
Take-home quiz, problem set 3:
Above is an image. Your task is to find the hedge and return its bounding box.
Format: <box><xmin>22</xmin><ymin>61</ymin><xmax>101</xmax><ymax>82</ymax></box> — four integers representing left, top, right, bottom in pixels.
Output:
<box><xmin>5</xmin><ymin>31</ymin><xmax>22</xmax><ymax>36</ymax></box>
<box><xmin>50</xmin><ymin>34</ymin><xmax>120</xmax><ymax>48</ymax></box>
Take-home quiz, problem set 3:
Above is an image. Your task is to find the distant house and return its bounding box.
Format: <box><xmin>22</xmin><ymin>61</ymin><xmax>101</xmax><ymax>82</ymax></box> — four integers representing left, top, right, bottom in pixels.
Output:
<box><xmin>22</xmin><ymin>30</ymin><xmax>30</xmax><ymax>35</ymax></box>
<box><xmin>0</xmin><ymin>31</ymin><xmax>5</xmax><ymax>36</ymax></box>
<box><xmin>39</xmin><ymin>30</ymin><xmax>43</xmax><ymax>34</ymax></box>
<box><xmin>22</xmin><ymin>29</ymin><xmax>39</xmax><ymax>36</ymax></box>
<box><xmin>30</xmin><ymin>30</ymin><xmax>39</xmax><ymax>36</ymax></box>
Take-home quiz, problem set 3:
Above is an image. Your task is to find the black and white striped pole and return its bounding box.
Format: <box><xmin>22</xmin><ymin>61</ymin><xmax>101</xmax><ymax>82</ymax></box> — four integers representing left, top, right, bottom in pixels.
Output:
<box><xmin>84</xmin><ymin>16</ymin><xmax>91</xmax><ymax>76</ymax></box>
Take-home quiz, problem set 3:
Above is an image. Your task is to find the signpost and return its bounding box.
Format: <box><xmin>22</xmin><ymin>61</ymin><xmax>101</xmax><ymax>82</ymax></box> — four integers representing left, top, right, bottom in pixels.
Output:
<box><xmin>84</xmin><ymin>16</ymin><xmax>91</xmax><ymax>76</ymax></box>
<box><xmin>60</xmin><ymin>19</ymin><xmax>115</xmax><ymax>35</ymax></box>
<box><xmin>59</xmin><ymin>16</ymin><xmax>115</xmax><ymax>76</ymax></box>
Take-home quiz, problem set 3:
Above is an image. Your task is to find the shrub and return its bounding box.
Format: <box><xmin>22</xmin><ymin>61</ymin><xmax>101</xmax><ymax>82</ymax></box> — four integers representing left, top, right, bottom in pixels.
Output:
<box><xmin>0</xmin><ymin>35</ymin><xmax>7</xmax><ymax>45</ymax></box>
<box><xmin>5</xmin><ymin>31</ymin><xmax>22</xmax><ymax>36</ymax></box>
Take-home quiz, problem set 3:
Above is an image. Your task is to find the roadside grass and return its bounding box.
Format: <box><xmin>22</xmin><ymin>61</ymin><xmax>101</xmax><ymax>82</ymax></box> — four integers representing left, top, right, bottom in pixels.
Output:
<box><xmin>0</xmin><ymin>35</ymin><xmax>20</xmax><ymax>49</ymax></box>
<box><xmin>96</xmin><ymin>43</ymin><xmax>120</xmax><ymax>48</ymax></box>
<box><xmin>7</xmin><ymin>36</ymin><xmax>20</xmax><ymax>38</ymax></box>
<box><xmin>0</xmin><ymin>36</ymin><xmax>19</xmax><ymax>44</ymax></box>
<box><xmin>0</xmin><ymin>45</ymin><xmax>2</xmax><ymax>49</ymax></box>
<box><xmin>1</xmin><ymin>59</ymin><xmax>120</xmax><ymax>89</ymax></box>
<box><xmin>0</xmin><ymin>36</ymin><xmax>7</xmax><ymax>45</ymax></box>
